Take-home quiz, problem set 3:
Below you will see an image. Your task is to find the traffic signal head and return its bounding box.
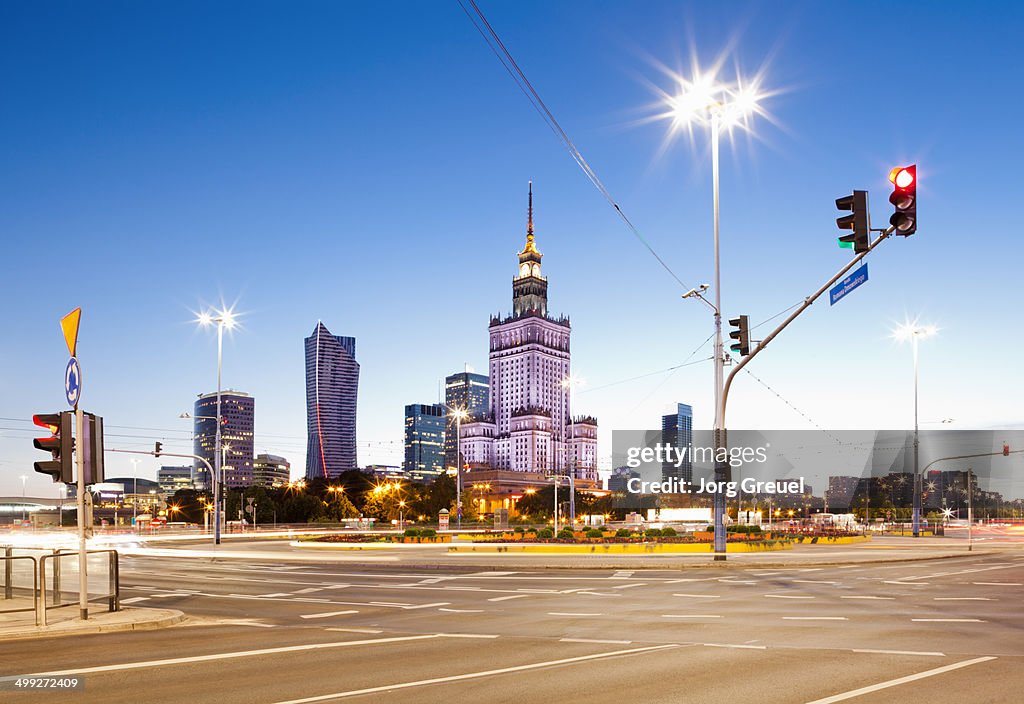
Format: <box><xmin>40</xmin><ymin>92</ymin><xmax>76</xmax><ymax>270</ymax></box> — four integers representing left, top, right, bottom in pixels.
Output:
<box><xmin>1004</xmin><ymin>442</ymin><xmax>1010</xmax><ymax>457</ymax></box>
<box><xmin>836</xmin><ymin>190</ymin><xmax>870</xmax><ymax>253</ymax></box>
<box><xmin>154</xmin><ymin>441</ymin><xmax>163</xmax><ymax>457</ymax></box>
<box><xmin>728</xmin><ymin>315</ymin><xmax>751</xmax><ymax>357</ymax></box>
<box><xmin>888</xmin><ymin>165</ymin><xmax>917</xmax><ymax>236</ymax></box>
<box><xmin>32</xmin><ymin>412</ymin><xmax>73</xmax><ymax>483</ymax></box>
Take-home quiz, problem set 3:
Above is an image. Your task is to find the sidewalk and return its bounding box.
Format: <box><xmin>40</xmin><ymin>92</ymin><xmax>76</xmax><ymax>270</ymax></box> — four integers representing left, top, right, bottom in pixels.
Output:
<box><xmin>0</xmin><ymin>604</ymin><xmax>185</xmax><ymax>641</ymax></box>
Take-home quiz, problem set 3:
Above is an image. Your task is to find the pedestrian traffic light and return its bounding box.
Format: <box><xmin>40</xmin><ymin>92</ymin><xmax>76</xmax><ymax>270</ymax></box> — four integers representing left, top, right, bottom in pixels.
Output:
<box><xmin>836</xmin><ymin>190</ymin><xmax>870</xmax><ymax>253</ymax></box>
<box><xmin>154</xmin><ymin>441</ymin><xmax>163</xmax><ymax>457</ymax></box>
<box><xmin>32</xmin><ymin>412</ymin><xmax>73</xmax><ymax>483</ymax></box>
<box><xmin>889</xmin><ymin>165</ymin><xmax>917</xmax><ymax>236</ymax></box>
<box><xmin>728</xmin><ymin>315</ymin><xmax>751</xmax><ymax>357</ymax></box>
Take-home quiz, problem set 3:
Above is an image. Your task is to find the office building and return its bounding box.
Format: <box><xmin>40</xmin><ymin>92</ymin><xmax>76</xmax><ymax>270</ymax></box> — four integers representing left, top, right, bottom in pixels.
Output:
<box><xmin>661</xmin><ymin>403</ymin><xmax>693</xmax><ymax>483</ymax></box>
<box><xmin>305</xmin><ymin>322</ymin><xmax>359</xmax><ymax>479</ymax></box>
<box><xmin>253</xmin><ymin>454</ymin><xmax>291</xmax><ymax>487</ymax></box>
<box><xmin>404</xmin><ymin>403</ymin><xmax>447</xmax><ymax>481</ymax></box>
<box><xmin>444</xmin><ymin>371</ymin><xmax>489</xmax><ymax>469</ymax></box>
<box><xmin>194</xmin><ymin>390</ymin><xmax>255</xmax><ymax>489</ymax></box>
<box><xmin>157</xmin><ymin>465</ymin><xmax>194</xmax><ymax>495</ymax></box>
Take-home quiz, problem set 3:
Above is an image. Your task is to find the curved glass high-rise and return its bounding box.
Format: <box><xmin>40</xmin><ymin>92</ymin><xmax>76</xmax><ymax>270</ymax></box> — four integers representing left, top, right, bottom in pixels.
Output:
<box><xmin>305</xmin><ymin>322</ymin><xmax>359</xmax><ymax>479</ymax></box>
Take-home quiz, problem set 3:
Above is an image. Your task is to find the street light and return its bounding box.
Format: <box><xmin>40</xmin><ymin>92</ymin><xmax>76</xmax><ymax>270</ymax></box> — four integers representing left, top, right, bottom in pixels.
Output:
<box><xmin>560</xmin><ymin>374</ymin><xmax>585</xmax><ymax>525</ymax></box>
<box><xmin>19</xmin><ymin>475</ymin><xmax>26</xmax><ymax>521</ymax></box>
<box><xmin>449</xmin><ymin>407</ymin><xmax>470</xmax><ymax>530</ymax></box>
<box><xmin>662</xmin><ymin>67</ymin><xmax>765</xmax><ymax>558</ymax></box>
<box><xmin>893</xmin><ymin>321</ymin><xmax>938</xmax><ymax>537</ymax></box>
<box><xmin>195</xmin><ymin>305</ymin><xmax>239</xmax><ymax>545</ymax></box>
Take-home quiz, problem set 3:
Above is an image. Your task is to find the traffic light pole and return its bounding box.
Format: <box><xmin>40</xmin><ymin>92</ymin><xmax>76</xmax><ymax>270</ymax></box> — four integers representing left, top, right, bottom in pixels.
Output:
<box><xmin>713</xmin><ymin>225</ymin><xmax>896</xmax><ymax>558</ymax></box>
<box><xmin>75</xmin><ymin>407</ymin><xmax>88</xmax><ymax>620</ymax></box>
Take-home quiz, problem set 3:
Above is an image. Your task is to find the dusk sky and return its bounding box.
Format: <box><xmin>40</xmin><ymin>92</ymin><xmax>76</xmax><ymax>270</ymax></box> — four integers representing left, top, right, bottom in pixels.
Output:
<box><xmin>3</xmin><ymin>1</ymin><xmax>1023</xmax><ymax>497</ymax></box>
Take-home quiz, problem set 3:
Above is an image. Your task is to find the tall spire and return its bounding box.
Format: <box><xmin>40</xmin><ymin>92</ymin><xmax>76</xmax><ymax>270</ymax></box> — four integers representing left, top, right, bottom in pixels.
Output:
<box><xmin>522</xmin><ymin>181</ymin><xmax>538</xmax><ymax>254</ymax></box>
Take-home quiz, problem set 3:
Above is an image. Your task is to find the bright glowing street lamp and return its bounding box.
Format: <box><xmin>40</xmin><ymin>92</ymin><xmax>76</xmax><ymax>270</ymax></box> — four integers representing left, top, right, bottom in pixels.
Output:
<box><xmin>195</xmin><ymin>305</ymin><xmax>239</xmax><ymax>545</ymax></box>
<box><xmin>661</xmin><ymin>68</ymin><xmax>766</xmax><ymax>559</ymax></box>
<box><xmin>892</xmin><ymin>321</ymin><xmax>938</xmax><ymax>537</ymax></box>
<box><xmin>449</xmin><ymin>407</ymin><xmax>470</xmax><ymax>530</ymax></box>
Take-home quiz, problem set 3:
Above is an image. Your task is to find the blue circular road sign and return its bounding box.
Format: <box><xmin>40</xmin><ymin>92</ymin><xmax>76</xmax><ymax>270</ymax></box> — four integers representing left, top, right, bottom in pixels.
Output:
<box><xmin>65</xmin><ymin>357</ymin><xmax>82</xmax><ymax>408</ymax></box>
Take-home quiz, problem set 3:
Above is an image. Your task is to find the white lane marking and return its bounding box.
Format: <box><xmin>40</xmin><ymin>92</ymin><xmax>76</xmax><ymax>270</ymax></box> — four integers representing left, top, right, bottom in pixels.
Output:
<box><xmin>933</xmin><ymin>597</ymin><xmax>994</xmax><ymax>601</ymax></box>
<box><xmin>0</xmin><ymin>635</ymin><xmax>441</xmax><ymax>679</ymax></box>
<box><xmin>470</xmin><ymin>571</ymin><xmax>517</xmax><ymax>576</ymax></box>
<box><xmin>912</xmin><ymin>618</ymin><xmax>986</xmax><ymax>623</ymax></box>
<box><xmin>883</xmin><ymin>581</ymin><xmax>930</xmax><ymax>586</ymax></box>
<box><xmin>718</xmin><ymin>580</ymin><xmax>758</xmax><ymax>585</ymax></box>
<box><xmin>403</xmin><ymin>602</ymin><xmax>452</xmax><ymax>610</ymax></box>
<box><xmin>270</xmin><ymin>644</ymin><xmax>681</xmax><ymax>704</ymax></box>
<box><xmin>326</xmin><ymin>628</ymin><xmax>383</xmax><ymax>634</ymax></box>
<box><xmin>488</xmin><ymin>594</ymin><xmax>530</xmax><ymax>602</ymax></box>
<box><xmin>439</xmin><ymin>608</ymin><xmax>485</xmax><ymax>613</ymax></box>
<box><xmin>972</xmin><ymin>582</ymin><xmax>1022</xmax><ymax>586</ymax></box>
<box><xmin>560</xmin><ymin>638</ymin><xmax>632</xmax><ymax>645</ymax></box>
<box><xmin>437</xmin><ymin>633</ymin><xmax>500</xmax><ymax>639</ymax></box>
<box><xmin>611</xmin><ymin>583</ymin><xmax>646</xmax><ymax>590</ymax></box>
<box><xmin>610</xmin><ymin>571</ymin><xmax>634</xmax><ymax>579</ymax></box>
<box><xmin>577</xmin><ymin>591</ymin><xmax>620</xmax><ymax>596</ymax></box>
<box><xmin>703</xmin><ymin>643</ymin><xmax>766</xmax><ymax>650</ymax></box>
<box><xmin>673</xmin><ymin>594</ymin><xmax>721</xmax><ymax>599</ymax></box>
<box><xmin>667</xmin><ymin>577</ymin><xmax>720</xmax><ymax>583</ymax></box>
<box><xmin>369</xmin><ymin>601</ymin><xmax>412</xmax><ymax>607</ymax></box>
<box><xmin>804</xmin><ymin>656</ymin><xmax>996</xmax><ymax>704</ymax></box>
<box><xmin>903</xmin><ymin>564</ymin><xmax>1023</xmax><ymax>581</ymax></box>
<box><xmin>258</xmin><ymin>593</ymin><xmax>293</xmax><ymax>598</ymax></box>
<box><xmin>299</xmin><ymin>610</ymin><xmax>359</xmax><ymax>619</ymax></box>
<box><xmin>853</xmin><ymin>649</ymin><xmax>945</xmax><ymax>657</ymax></box>
<box><xmin>764</xmin><ymin>594</ymin><xmax>815</xmax><ymax>600</ymax></box>
<box><xmin>840</xmin><ymin>596</ymin><xmax>894</xmax><ymax>600</ymax></box>
<box><xmin>547</xmin><ymin>612</ymin><xmax>603</xmax><ymax>617</ymax></box>
<box><xmin>293</xmin><ymin>587</ymin><xmax>323</xmax><ymax>594</ymax></box>
<box><xmin>120</xmin><ymin>597</ymin><xmax>150</xmax><ymax>604</ymax></box>
<box><xmin>783</xmin><ymin>617</ymin><xmax>848</xmax><ymax>621</ymax></box>
<box><xmin>216</xmin><ymin>620</ymin><xmax>276</xmax><ymax>628</ymax></box>
<box><xmin>662</xmin><ymin>614</ymin><xmax>722</xmax><ymax>619</ymax></box>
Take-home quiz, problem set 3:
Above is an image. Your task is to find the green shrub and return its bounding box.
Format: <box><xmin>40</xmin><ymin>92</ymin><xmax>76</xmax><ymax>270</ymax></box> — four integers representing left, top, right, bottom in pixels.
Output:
<box><xmin>615</xmin><ymin>528</ymin><xmax>632</xmax><ymax>538</ymax></box>
<box><xmin>644</xmin><ymin>528</ymin><xmax>663</xmax><ymax>538</ymax></box>
<box><xmin>403</xmin><ymin>527</ymin><xmax>420</xmax><ymax>537</ymax></box>
<box><xmin>537</xmin><ymin>528</ymin><xmax>554</xmax><ymax>539</ymax></box>
<box><xmin>585</xmin><ymin>529</ymin><xmax>603</xmax><ymax>539</ymax></box>
<box><xmin>557</xmin><ymin>528</ymin><xmax>575</xmax><ymax>540</ymax></box>
<box><xmin>705</xmin><ymin>525</ymin><xmax>715</xmax><ymax>532</ymax></box>
<box><xmin>660</xmin><ymin>527</ymin><xmax>677</xmax><ymax>537</ymax></box>
<box><xmin>418</xmin><ymin>528</ymin><xmax>437</xmax><ymax>538</ymax></box>
<box><xmin>514</xmin><ymin>527</ymin><xmax>525</xmax><ymax>534</ymax></box>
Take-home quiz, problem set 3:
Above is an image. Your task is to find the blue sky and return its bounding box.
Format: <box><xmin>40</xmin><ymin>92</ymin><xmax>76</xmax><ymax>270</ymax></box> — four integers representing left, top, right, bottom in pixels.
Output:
<box><xmin>3</xmin><ymin>1</ymin><xmax>1023</xmax><ymax>496</ymax></box>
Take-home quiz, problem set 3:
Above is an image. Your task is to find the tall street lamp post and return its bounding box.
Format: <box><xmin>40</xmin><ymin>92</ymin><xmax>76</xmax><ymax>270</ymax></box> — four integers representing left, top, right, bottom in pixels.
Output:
<box><xmin>449</xmin><ymin>408</ymin><xmax>469</xmax><ymax>530</ymax></box>
<box><xmin>196</xmin><ymin>307</ymin><xmax>238</xmax><ymax>545</ymax></box>
<box><xmin>894</xmin><ymin>322</ymin><xmax>937</xmax><ymax>537</ymax></box>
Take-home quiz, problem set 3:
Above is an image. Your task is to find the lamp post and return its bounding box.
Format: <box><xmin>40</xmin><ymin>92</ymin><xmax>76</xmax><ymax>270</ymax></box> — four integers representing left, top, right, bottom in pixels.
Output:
<box><xmin>196</xmin><ymin>306</ymin><xmax>238</xmax><ymax>545</ymax></box>
<box><xmin>19</xmin><ymin>475</ymin><xmax>26</xmax><ymax>522</ymax></box>
<box><xmin>893</xmin><ymin>322</ymin><xmax>937</xmax><ymax>537</ymax></box>
<box><xmin>449</xmin><ymin>407</ymin><xmax>469</xmax><ymax>530</ymax></box>
<box><xmin>664</xmin><ymin>70</ymin><xmax>764</xmax><ymax>559</ymax></box>
<box><xmin>561</xmin><ymin>374</ymin><xmax>584</xmax><ymax>525</ymax></box>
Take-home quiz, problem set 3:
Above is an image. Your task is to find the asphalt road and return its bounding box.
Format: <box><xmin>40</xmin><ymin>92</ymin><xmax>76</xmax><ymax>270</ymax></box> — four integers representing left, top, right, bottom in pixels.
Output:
<box><xmin>2</xmin><ymin>544</ymin><xmax>1024</xmax><ymax>704</ymax></box>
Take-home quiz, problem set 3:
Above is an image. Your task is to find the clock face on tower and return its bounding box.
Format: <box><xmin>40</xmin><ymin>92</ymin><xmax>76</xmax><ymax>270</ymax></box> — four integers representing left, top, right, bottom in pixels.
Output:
<box><xmin>530</xmin><ymin>263</ymin><xmax>540</xmax><ymax>277</ymax></box>
<box><xmin>520</xmin><ymin>263</ymin><xmax>531</xmax><ymax>277</ymax></box>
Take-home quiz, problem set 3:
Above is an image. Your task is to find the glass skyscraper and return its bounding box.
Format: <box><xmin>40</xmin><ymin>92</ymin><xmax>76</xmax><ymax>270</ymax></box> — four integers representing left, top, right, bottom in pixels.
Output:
<box><xmin>194</xmin><ymin>390</ymin><xmax>255</xmax><ymax>489</ymax></box>
<box><xmin>305</xmin><ymin>321</ymin><xmax>359</xmax><ymax>479</ymax></box>
<box><xmin>662</xmin><ymin>403</ymin><xmax>693</xmax><ymax>483</ymax></box>
<box><xmin>403</xmin><ymin>403</ymin><xmax>446</xmax><ymax>481</ymax></box>
<box><xmin>444</xmin><ymin>371</ymin><xmax>489</xmax><ymax>469</ymax></box>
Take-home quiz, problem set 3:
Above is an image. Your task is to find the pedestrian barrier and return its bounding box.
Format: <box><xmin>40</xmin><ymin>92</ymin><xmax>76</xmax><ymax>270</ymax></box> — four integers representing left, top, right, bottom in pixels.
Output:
<box><xmin>38</xmin><ymin>549</ymin><xmax>120</xmax><ymax>626</ymax></box>
<box><xmin>1</xmin><ymin>547</ymin><xmax>40</xmax><ymax>624</ymax></box>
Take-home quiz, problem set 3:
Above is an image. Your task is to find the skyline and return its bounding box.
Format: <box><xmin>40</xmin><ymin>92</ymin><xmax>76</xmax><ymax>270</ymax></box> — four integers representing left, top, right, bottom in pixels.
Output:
<box><xmin>4</xmin><ymin>1</ymin><xmax>1024</xmax><ymax>496</ymax></box>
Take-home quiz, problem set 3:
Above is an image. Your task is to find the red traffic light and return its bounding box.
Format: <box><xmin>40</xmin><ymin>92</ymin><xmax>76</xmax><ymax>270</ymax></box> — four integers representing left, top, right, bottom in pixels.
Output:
<box><xmin>1004</xmin><ymin>443</ymin><xmax>1010</xmax><ymax>456</ymax></box>
<box><xmin>33</xmin><ymin>413</ymin><xmax>59</xmax><ymax>435</ymax></box>
<box><xmin>889</xmin><ymin>166</ymin><xmax>915</xmax><ymax>189</ymax></box>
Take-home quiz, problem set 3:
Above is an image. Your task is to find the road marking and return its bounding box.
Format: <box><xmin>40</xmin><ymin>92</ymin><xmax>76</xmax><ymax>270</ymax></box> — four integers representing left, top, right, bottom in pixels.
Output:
<box><xmin>933</xmin><ymin>597</ymin><xmax>993</xmax><ymax>601</ymax></box>
<box><xmin>489</xmin><ymin>594</ymin><xmax>530</xmax><ymax>602</ymax></box>
<box><xmin>470</xmin><ymin>571</ymin><xmax>517</xmax><ymax>576</ymax></box>
<box><xmin>667</xmin><ymin>577</ymin><xmax>720</xmax><ymax>583</ymax></box>
<box><xmin>369</xmin><ymin>601</ymin><xmax>412</xmax><ymax>607</ymax></box>
<box><xmin>437</xmin><ymin>633</ymin><xmax>501</xmax><ymax>639</ymax></box>
<box><xmin>120</xmin><ymin>597</ymin><xmax>150</xmax><ymax>604</ymax></box>
<box><xmin>293</xmin><ymin>587</ymin><xmax>323</xmax><ymax>594</ymax></box>
<box><xmin>610</xmin><ymin>571</ymin><xmax>634</xmax><ymax>579</ymax></box>
<box><xmin>149</xmin><ymin>593</ymin><xmax>182</xmax><ymax>598</ymax></box>
<box><xmin>703</xmin><ymin>643</ymin><xmax>766</xmax><ymax>650</ymax></box>
<box><xmin>883</xmin><ymin>581</ymin><xmax>930</xmax><ymax>586</ymax></box>
<box><xmin>547</xmin><ymin>612</ymin><xmax>603</xmax><ymax>617</ymax></box>
<box><xmin>0</xmin><ymin>635</ymin><xmax>442</xmax><ymax>679</ymax></box>
<box><xmin>672</xmin><ymin>594</ymin><xmax>721</xmax><ymax>599</ymax></box>
<box><xmin>852</xmin><ymin>649</ymin><xmax>945</xmax><ymax>657</ymax></box>
<box><xmin>299</xmin><ymin>610</ymin><xmax>359</xmax><ymax>619</ymax></box>
<box><xmin>215</xmin><ymin>619</ymin><xmax>276</xmax><ymax>628</ymax></box>
<box><xmin>662</xmin><ymin>614</ymin><xmax>722</xmax><ymax>619</ymax></box>
<box><xmin>972</xmin><ymin>582</ymin><xmax>1022</xmax><ymax>586</ymax></box>
<box><xmin>577</xmin><ymin>591</ymin><xmax>619</xmax><ymax>596</ymax></box>
<box><xmin>911</xmin><ymin>618</ymin><xmax>986</xmax><ymax>623</ymax></box>
<box><xmin>803</xmin><ymin>656</ymin><xmax>996</xmax><ymax>704</ymax></box>
<box><xmin>612</xmin><ymin>583</ymin><xmax>646</xmax><ymax>590</ymax></box>
<box><xmin>783</xmin><ymin>617</ymin><xmax>848</xmax><ymax>621</ymax></box>
<box><xmin>402</xmin><ymin>602</ymin><xmax>452</xmax><ymax>610</ymax></box>
<box><xmin>764</xmin><ymin>594</ymin><xmax>815</xmax><ymax>599</ymax></box>
<box><xmin>258</xmin><ymin>593</ymin><xmax>293</xmax><ymax>598</ymax></box>
<box><xmin>326</xmin><ymin>628</ymin><xmax>383</xmax><ymax>634</ymax></box>
<box><xmin>790</xmin><ymin>580</ymin><xmax>837</xmax><ymax>585</ymax></box>
<box><xmin>268</xmin><ymin>643</ymin><xmax>681</xmax><ymax>704</ymax></box>
<box><xmin>438</xmin><ymin>608</ymin><xmax>484</xmax><ymax>613</ymax></box>
<box><xmin>840</xmin><ymin>596</ymin><xmax>894</xmax><ymax>600</ymax></box>
<box><xmin>561</xmin><ymin>638</ymin><xmax>632</xmax><ymax>645</ymax></box>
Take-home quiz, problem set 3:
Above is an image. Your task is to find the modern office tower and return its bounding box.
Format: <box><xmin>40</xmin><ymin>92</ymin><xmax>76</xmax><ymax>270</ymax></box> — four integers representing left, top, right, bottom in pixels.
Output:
<box><xmin>661</xmin><ymin>403</ymin><xmax>694</xmax><ymax>483</ymax></box>
<box><xmin>194</xmin><ymin>390</ymin><xmax>255</xmax><ymax>489</ymax></box>
<box><xmin>459</xmin><ymin>184</ymin><xmax>599</xmax><ymax>484</ymax></box>
<box><xmin>444</xmin><ymin>371</ymin><xmax>490</xmax><ymax>469</ymax></box>
<box><xmin>403</xmin><ymin>403</ymin><xmax>447</xmax><ymax>481</ymax></box>
<box><xmin>305</xmin><ymin>322</ymin><xmax>359</xmax><ymax>480</ymax></box>
<box><xmin>157</xmin><ymin>466</ymin><xmax>194</xmax><ymax>494</ymax></box>
<box><xmin>253</xmin><ymin>454</ymin><xmax>291</xmax><ymax>487</ymax></box>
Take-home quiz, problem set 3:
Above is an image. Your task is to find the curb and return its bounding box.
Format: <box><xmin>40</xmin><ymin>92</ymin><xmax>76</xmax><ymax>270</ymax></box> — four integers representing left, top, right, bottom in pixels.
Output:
<box><xmin>0</xmin><ymin>608</ymin><xmax>186</xmax><ymax>642</ymax></box>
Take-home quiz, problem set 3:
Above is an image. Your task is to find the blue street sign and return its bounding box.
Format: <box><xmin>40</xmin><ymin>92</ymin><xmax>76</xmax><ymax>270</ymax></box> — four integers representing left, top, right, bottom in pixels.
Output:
<box><xmin>65</xmin><ymin>357</ymin><xmax>82</xmax><ymax>408</ymax></box>
<box><xmin>830</xmin><ymin>263</ymin><xmax>869</xmax><ymax>306</ymax></box>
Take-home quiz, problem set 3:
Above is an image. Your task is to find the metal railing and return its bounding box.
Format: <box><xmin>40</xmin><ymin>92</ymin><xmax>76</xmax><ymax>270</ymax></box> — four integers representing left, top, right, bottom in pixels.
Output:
<box><xmin>1</xmin><ymin>549</ymin><xmax>40</xmax><ymax>624</ymax></box>
<box><xmin>37</xmin><ymin>549</ymin><xmax>120</xmax><ymax>626</ymax></box>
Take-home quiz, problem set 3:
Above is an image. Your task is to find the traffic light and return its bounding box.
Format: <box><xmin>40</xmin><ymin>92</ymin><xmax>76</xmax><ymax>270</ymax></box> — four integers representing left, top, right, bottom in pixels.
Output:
<box><xmin>836</xmin><ymin>190</ymin><xmax>870</xmax><ymax>253</ymax></box>
<box><xmin>82</xmin><ymin>413</ymin><xmax>105</xmax><ymax>485</ymax></box>
<box><xmin>32</xmin><ymin>412</ymin><xmax>73</xmax><ymax>483</ymax></box>
<box><xmin>889</xmin><ymin>165</ymin><xmax>917</xmax><ymax>236</ymax></box>
<box><xmin>728</xmin><ymin>315</ymin><xmax>751</xmax><ymax>357</ymax></box>
<box><xmin>1004</xmin><ymin>442</ymin><xmax>1010</xmax><ymax>457</ymax></box>
<box><xmin>154</xmin><ymin>441</ymin><xmax>163</xmax><ymax>457</ymax></box>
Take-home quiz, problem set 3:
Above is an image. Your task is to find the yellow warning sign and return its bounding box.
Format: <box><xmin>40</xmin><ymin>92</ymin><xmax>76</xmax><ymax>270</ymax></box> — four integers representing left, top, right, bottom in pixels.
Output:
<box><xmin>61</xmin><ymin>307</ymin><xmax>81</xmax><ymax>357</ymax></box>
